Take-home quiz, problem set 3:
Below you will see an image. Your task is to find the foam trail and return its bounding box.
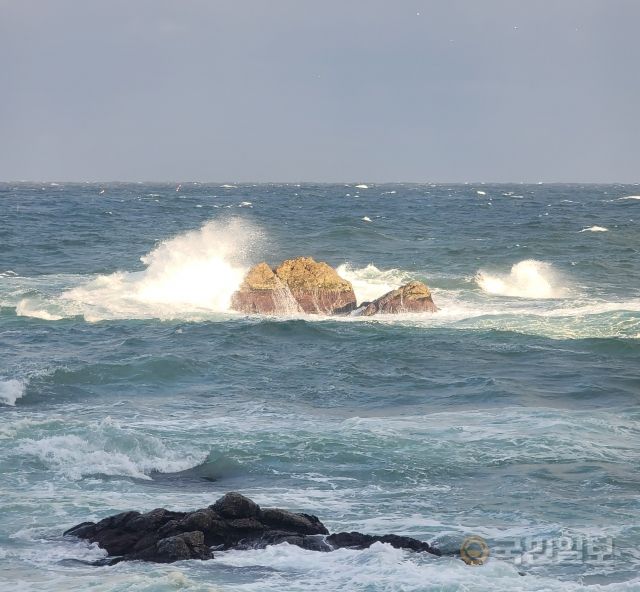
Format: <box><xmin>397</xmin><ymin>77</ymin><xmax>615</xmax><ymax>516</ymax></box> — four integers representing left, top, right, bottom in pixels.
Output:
<box><xmin>18</xmin><ymin>220</ymin><xmax>261</xmax><ymax>321</ymax></box>
<box><xmin>618</xmin><ymin>195</ymin><xmax>640</xmax><ymax>200</ymax></box>
<box><xmin>475</xmin><ymin>260</ymin><xmax>567</xmax><ymax>299</ymax></box>
<box><xmin>337</xmin><ymin>264</ymin><xmax>411</xmax><ymax>304</ymax></box>
<box><xmin>0</xmin><ymin>379</ymin><xmax>26</xmax><ymax>406</ymax></box>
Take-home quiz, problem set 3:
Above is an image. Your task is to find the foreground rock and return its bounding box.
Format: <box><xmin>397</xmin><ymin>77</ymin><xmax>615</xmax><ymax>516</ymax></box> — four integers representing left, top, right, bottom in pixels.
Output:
<box><xmin>64</xmin><ymin>492</ymin><xmax>440</xmax><ymax>564</ymax></box>
<box><xmin>231</xmin><ymin>257</ymin><xmax>357</xmax><ymax>315</ymax></box>
<box><xmin>359</xmin><ymin>281</ymin><xmax>438</xmax><ymax>315</ymax></box>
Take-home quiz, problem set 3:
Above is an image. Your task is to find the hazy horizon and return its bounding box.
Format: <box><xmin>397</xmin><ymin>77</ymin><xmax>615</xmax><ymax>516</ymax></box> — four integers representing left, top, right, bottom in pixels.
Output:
<box><xmin>2</xmin><ymin>0</ymin><xmax>639</xmax><ymax>183</ymax></box>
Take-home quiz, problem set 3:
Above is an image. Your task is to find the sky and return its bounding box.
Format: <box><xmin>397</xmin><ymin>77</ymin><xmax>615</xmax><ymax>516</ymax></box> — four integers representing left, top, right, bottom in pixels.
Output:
<box><xmin>1</xmin><ymin>0</ymin><xmax>639</xmax><ymax>183</ymax></box>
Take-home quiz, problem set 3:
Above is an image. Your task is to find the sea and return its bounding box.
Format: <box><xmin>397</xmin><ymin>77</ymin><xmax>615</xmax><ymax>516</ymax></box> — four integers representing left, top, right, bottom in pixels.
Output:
<box><xmin>1</xmin><ymin>182</ymin><xmax>639</xmax><ymax>592</ymax></box>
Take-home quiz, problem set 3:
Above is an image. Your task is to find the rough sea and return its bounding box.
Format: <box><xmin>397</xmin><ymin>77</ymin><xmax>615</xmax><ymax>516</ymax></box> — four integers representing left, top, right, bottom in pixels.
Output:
<box><xmin>1</xmin><ymin>182</ymin><xmax>639</xmax><ymax>592</ymax></box>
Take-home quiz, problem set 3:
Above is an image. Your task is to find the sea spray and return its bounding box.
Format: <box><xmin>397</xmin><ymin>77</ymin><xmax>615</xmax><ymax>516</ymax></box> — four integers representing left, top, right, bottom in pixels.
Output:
<box><xmin>0</xmin><ymin>379</ymin><xmax>26</xmax><ymax>406</ymax></box>
<box><xmin>18</xmin><ymin>219</ymin><xmax>263</xmax><ymax>321</ymax></box>
<box><xmin>337</xmin><ymin>264</ymin><xmax>411</xmax><ymax>304</ymax></box>
<box><xmin>475</xmin><ymin>260</ymin><xmax>568</xmax><ymax>299</ymax></box>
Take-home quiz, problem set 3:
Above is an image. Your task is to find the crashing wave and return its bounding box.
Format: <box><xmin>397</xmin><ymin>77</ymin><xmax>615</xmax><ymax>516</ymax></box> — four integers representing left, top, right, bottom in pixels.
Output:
<box><xmin>475</xmin><ymin>260</ymin><xmax>567</xmax><ymax>299</ymax></box>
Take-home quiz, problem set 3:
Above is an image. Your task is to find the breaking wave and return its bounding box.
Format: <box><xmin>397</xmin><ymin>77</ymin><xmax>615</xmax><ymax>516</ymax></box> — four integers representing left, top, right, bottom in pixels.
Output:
<box><xmin>0</xmin><ymin>379</ymin><xmax>27</xmax><ymax>406</ymax></box>
<box><xmin>17</xmin><ymin>418</ymin><xmax>208</xmax><ymax>480</ymax></box>
<box><xmin>475</xmin><ymin>260</ymin><xmax>568</xmax><ymax>299</ymax></box>
<box><xmin>336</xmin><ymin>263</ymin><xmax>411</xmax><ymax>304</ymax></box>
<box><xmin>580</xmin><ymin>226</ymin><xmax>608</xmax><ymax>232</ymax></box>
<box><xmin>17</xmin><ymin>220</ymin><xmax>261</xmax><ymax>322</ymax></box>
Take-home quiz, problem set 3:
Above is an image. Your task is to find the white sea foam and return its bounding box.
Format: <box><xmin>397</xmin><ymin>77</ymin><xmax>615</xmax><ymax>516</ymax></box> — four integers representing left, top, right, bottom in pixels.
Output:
<box><xmin>337</xmin><ymin>263</ymin><xmax>411</xmax><ymax>304</ymax></box>
<box><xmin>362</xmin><ymin>216</ymin><xmax>372</xmax><ymax>222</ymax></box>
<box><xmin>17</xmin><ymin>418</ymin><xmax>207</xmax><ymax>480</ymax></box>
<box><xmin>355</xmin><ymin>184</ymin><xmax>369</xmax><ymax>189</ymax></box>
<box><xmin>618</xmin><ymin>195</ymin><xmax>640</xmax><ymax>200</ymax></box>
<box><xmin>0</xmin><ymin>378</ymin><xmax>26</xmax><ymax>406</ymax></box>
<box><xmin>475</xmin><ymin>260</ymin><xmax>567</xmax><ymax>299</ymax></box>
<box><xmin>18</xmin><ymin>220</ymin><xmax>260</xmax><ymax>322</ymax></box>
<box><xmin>579</xmin><ymin>226</ymin><xmax>608</xmax><ymax>232</ymax></box>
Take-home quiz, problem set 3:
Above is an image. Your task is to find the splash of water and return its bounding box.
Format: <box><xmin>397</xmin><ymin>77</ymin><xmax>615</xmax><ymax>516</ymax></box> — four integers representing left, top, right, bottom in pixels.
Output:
<box><xmin>18</xmin><ymin>219</ymin><xmax>262</xmax><ymax>321</ymax></box>
<box><xmin>336</xmin><ymin>263</ymin><xmax>411</xmax><ymax>304</ymax></box>
<box><xmin>0</xmin><ymin>379</ymin><xmax>26</xmax><ymax>406</ymax></box>
<box><xmin>475</xmin><ymin>260</ymin><xmax>567</xmax><ymax>299</ymax></box>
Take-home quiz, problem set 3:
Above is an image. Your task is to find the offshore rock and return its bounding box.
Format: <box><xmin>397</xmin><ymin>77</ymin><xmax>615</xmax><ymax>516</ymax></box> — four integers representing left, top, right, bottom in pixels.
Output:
<box><xmin>231</xmin><ymin>257</ymin><xmax>357</xmax><ymax>315</ymax></box>
<box><xmin>230</xmin><ymin>262</ymin><xmax>301</xmax><ymax>314</ymax></box>
<box><xmin>64</xmin><ymin>492</ymin><xmax>440</xmax><ymax>564</ymax></box>
<box><xmin>359</xmin><ymin>281</ymin><xmax>438</xmax><ymax>315</ymax></box>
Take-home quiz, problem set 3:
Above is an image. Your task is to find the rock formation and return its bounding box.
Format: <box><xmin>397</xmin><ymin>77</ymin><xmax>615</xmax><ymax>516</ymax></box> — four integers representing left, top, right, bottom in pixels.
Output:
<box><xmin>231</xmin><ymin>257</ymin><xmax>357</xmax><ymax>315</ymax></box>
<box><xmin>230</xmin><ymin>257</ymin><xmax>438</xmax><ymax>316</ymax></box>
<box><xmin>358</xmin><ymin>281</ymin><xmax>437</xmax><ymax>315</ymax></box>
<box><xmin>64</xmin><ymin>492</ymin><xmax>440</xmax><ymax>564</ymax></box>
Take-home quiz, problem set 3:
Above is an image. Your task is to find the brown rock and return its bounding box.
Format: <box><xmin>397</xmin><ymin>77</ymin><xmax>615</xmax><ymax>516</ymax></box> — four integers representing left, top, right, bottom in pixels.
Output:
<box><xmin>274</xmin><ymin>257</ymin><xmax>357</xmax><ymax>314</ymax></box>
<box><xmin>230</xmin><ymin>257</ymin><xmax>357</xmax><ymax>315</ymax></box>
<box><xmin>230</xmin><ymin>262</ymin><xmax>302</xmax><ymax>314</ymax></box>
<box><xmin>360</xmin><ymin>281</ymin><xmax>437</xmax><ymax>315</ymax></box>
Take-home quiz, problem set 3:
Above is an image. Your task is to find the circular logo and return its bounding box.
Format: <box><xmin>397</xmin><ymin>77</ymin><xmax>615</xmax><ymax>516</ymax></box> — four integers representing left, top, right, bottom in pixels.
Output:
<box><xmin>460</xmin><ymin>535</ymin><xmax>490</xmax><ymax>565</ymax></box>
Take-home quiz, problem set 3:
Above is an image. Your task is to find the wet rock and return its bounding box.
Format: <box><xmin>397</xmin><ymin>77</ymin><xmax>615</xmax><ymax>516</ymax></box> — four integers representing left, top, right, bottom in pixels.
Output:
<box><xmin>64</xmin><ymin>492</ymin><xmax>440</xmax><ymax>564</ymax></box>
<box><xmin>260</xmin><ymin>508</ymin><xmax>328</xmax><ymax>535</ymax></box>
<box><xmin>211</xmin><ymin>492</ymin><xmax>260</xmax><ymax>519</ymax></box>
<box><xmin>123</xmin><ymin>531</ymin><xmax>212</xmax><ymax>563</ymax></box>
<box><xmin>230</xmin><ymin>257</ymin><xmax>357</xmax><ymax>315</ymax></box>
<box><xmin>230</xmin><ymin>262</ymin><xmax>300</xmax><ymax>315</ymax></box>
<box><xmin>274</xmin><ymin>257</ymin><xmax>357</xmax><ymax>314</ymax></box>
<box><xmin>327</xmin><ymin>531</ymin><xmax>440</xmax><ymax>555</ymax></box>
<box><xmin>359</xmin><ymin>281</ymin><xmax>437</xmax><ymax>315</ymax></box>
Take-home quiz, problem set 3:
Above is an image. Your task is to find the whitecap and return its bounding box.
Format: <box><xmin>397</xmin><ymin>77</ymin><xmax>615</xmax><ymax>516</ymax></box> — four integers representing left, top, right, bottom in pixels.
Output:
<box><xmin>0</xmin><ymin>378</ymin><xmax>26</xmax><ymax>406</ymax></box>
<box><xmin>579</xmin><ymin>226</ymin><xmax>608</xmax><ymax>232</ymax></box>
<box><xmin>476</xmin><ymin>190</ymin><xmax>486</xmax><ymax>195</ymax></box>
<box><xmin>355</xmin><ymin>184</ymin><xmax>369</xmax><ymax>189</ymax></box>
<box><xmin>475</xmin><ymin>260</ymin><xmax>567</xmax><ymax>299</ymax></box>
<box><xmin>362</xmin><ymin>216</ymin><xmax>372</xmax><ymax>222</ymax></box>
<box><xmin>618</xmin><ymin>195</ymin><xmax>640</xmax><ymax>200</ymax></box>
<box><xmin>337</xmin><ymin>263</ymin><xmax>411</xmax><ymax>304</ymax></box>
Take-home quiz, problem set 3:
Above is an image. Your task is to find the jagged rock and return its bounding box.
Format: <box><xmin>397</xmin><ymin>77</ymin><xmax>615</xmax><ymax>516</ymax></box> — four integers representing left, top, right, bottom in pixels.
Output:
<box><xmin>359</xmin><ymin>281</ymin><xmax>437</xmax><ymax>315</ymax></box>
<box><xmin>64</xmin><ymin>492</ymin><xmax>440</xmax><ymax>564</ymax></box>
<box><xmin>126</xmin><ymin>531</ymin><xmax>212</xmax><ymax>563</ymax></box>
<box><xmin>231</xmin><ymin>257</ymin><xmax>357</xmax><ymax>315</ymax></box>
<box><xmin>327</xmin><ymin>531</ymin><xmax>440</xmax><ymax>554</ymax></box>
<box><xmin>211</xmin><ymin>491</ymin><xmax>260</xmax><ymax>519</ymax></box>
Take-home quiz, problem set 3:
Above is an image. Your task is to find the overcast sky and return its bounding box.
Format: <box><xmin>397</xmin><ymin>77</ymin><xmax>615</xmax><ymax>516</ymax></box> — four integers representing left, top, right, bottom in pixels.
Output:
<box><xmin>1</xmin><ymin>1</ymin><xmax>638</xmax><ymax>182</ymax></box>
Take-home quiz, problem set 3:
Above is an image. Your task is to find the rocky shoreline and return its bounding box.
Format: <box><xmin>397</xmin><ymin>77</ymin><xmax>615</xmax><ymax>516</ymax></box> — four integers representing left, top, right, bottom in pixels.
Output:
<box><xmin>230</xmin><ymin>256</ymin><xmax>438</xmax><ymax>316</ymax></box>
<box><xmin>64</xmin><ymin>492</ymin><xmax>441</xmax><ymax>564</ymax></box>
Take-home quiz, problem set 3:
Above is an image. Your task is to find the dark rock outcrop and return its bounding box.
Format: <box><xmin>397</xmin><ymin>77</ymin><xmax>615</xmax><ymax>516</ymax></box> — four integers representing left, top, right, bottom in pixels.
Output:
<box><xmin>230</xmin><ymin>257</ymin><xmax>357</xmax><ymax>315</ymax></box>
<box><xmin>64</xmin><ymin>492</ymin><xmax>440</xmax><ymax>564</ymax></box>
<box><xmin>359</xmin><ymin>281</ymin><xmax>437</xmax><ymax>315</ymax></box>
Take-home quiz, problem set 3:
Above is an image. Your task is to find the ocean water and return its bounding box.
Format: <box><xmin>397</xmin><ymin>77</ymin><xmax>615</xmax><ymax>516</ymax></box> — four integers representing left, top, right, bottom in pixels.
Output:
<box><xmin>1</xmin><ymin>182</ymin><xmax>639</xmax><ymax>592</ymax></box>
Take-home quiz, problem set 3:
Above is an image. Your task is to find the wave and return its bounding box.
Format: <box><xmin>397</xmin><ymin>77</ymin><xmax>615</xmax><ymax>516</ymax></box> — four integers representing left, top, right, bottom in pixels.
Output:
<box><xmin>17</xmin><ymin>219</ymin><xmax>261</xmax><ymax>322</ymax></box>
<box><xmin>475</xmin><ymin>260</ymin><xmax>568</xmax><ymax>299</ymax></box>
<box><xmin>17</xmin><ymin>418</ymin><xmax>208</xmax><ymax>480</ymax></box>
<box><xmin>580</xmin><ymin>226</ymin><xmax>608</xmax><ymax>232</ymax></box>
<box><xmin>618</xmin><ymin>195</ymin><xmax>640</xmax><ymax>200</ymax></box>
<box><xmin>337</xmin><ymin>263</ymin><xmax>411</xmax><ymax>304</ymax></box>
<box><xmin>0</xmin><ymin>378</ymin><xmax>27</xmax><ymax>406</ymax></box>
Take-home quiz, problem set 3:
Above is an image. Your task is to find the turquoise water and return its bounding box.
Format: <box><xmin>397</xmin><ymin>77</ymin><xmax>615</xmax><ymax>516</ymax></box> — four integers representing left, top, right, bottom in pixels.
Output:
<box><xmin>1</xmin><ymin>182</ymin><xmax>639</xmax><ymax>591</ymax></box>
